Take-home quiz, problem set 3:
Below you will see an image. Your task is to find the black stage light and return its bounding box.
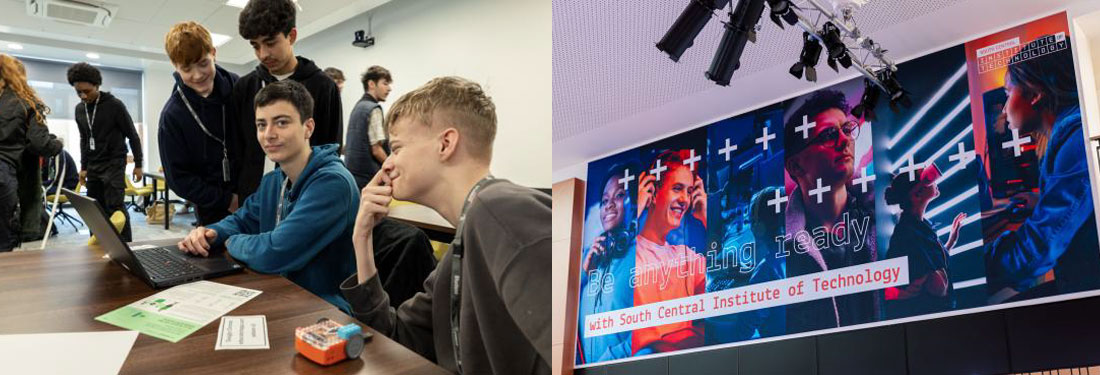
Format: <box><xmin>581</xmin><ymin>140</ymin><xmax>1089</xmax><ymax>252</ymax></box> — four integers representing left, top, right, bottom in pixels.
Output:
<box><xmin>851</xmin><ymin>78</ymin><xmax>879</xmax><ymax>120</ymax></box>
<box><xmin>765</xmin><ymin>0</ymin><xmax>799</xmax><ymax>28</ymax></box>
<box><xmin>706</xmin><ymin>0</ymin><xmax>767</xmax><ymax>86</ymax></box>
<box><xmin>820</xmin><ymin>22</ymin><xmax>852</xmax><ymax>71</ymax></box>
<box><xmin>789</xmin><ymin>32</ymin><xmax>823</xmax><ymax>82</ymax></box>
<box><xmin>878</xmin><ymin>68</ymin><xmax>912</xmax><ymax>111</ymax></box>
<box><xmin>657</xmin><ymin>0</ymin><xmax>732</xmax><ymax>62</ymax></box>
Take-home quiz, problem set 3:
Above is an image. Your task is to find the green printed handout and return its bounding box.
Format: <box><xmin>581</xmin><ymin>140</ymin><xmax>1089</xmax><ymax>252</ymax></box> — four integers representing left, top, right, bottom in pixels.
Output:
<box><xmin>96</xmin><ymin>281</ymin><xmax>262</xmax><ymax>343</ymax></box>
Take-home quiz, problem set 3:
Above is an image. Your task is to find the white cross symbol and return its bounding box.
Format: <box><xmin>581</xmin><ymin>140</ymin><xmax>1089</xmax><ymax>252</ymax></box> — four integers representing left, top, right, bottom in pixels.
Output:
<box><xmin>809</xmin><ymin>178</ymin><xmax>832</xmax><ymax>204</ymax></box>
<box><xmin>719</xmin><ymin>138</ymin><xmax>738</xmax><ymax>161</ymax></box>
<box><xmin>650</xmin><ymin>159</ymin><xmax>668</xmax><ymax>182</ymax></box>
<box><xmin>899</xmin><ymin>155</ymin><xmax>923</xmax><ymax>182</ymax></box>
<box><xmin>756</xmin><ymin>126</ymin><xmax>776</xmax><ymax>151</ymax></box>
<box><xmin>852</xmin><ymin>165</ymin><xmax>876</xmax><ymax>193</ymax></box>
<box><xmin>684</xmin><ymin>149</ymin><xmax>702</xmax><ymax>172</ymax></box>
<box><xmin>795</xmin><ymin>115</ymin><xmax>816</xmax><ymax>139</ymax></box>
<box><xmin>1002</xmin><ymin>128</ymin><xmax>1032</xmax><ymax>157</ymax></box>
<box><xmin>948</xmin><ymin>142</ymin><xmax>976</xmax><ymax>165</ymax></box>
<box><xmin>767</xmin><ymin>188</ymin><xmax>788</xmax><ymax>213</ymax></box>
<box><xmin>618</xmin><ymin>169</ymin><xmax>635</xmax><ymax>191</ymax></box>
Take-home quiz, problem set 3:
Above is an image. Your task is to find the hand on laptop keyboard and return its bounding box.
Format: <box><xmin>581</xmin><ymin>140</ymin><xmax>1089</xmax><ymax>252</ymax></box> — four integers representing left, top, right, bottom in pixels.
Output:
<box><xmin>179</xmin><ymin>226</ymin><xmax>218</xmax><ymax>257</ymax></box>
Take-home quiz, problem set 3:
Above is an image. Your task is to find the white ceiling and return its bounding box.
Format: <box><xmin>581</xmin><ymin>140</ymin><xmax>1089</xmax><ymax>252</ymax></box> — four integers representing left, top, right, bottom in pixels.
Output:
<box><xmin>0</xmin><ymin>0</ymin><xmax>388</xmax><ymax>69</ymax></box>
<box><xmin>552</xmin><ymin>0</ymin><xmax>1100</xmax><ymax>179</ymax></box>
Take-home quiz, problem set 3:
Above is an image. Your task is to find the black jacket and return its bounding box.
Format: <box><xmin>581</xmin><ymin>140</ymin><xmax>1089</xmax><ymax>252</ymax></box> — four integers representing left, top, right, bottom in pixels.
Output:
<box><xmin>158</xmin><ymin>65</ymin><xmax>239</xmax><ymax>222</ymax></box>
<box><xmin>0</xmin><ymin>89</ymin><xmax>62</xmax><ymax>170</ymax></box>
<box><xmin>231</xmin><ymin>56</ymin><xmax>343</xmax><ymax>201</ymax></box>
<box><xmin>74</xmin><ymin>91</ymin><xmax>142</xmax><ymax>171</ymax></box>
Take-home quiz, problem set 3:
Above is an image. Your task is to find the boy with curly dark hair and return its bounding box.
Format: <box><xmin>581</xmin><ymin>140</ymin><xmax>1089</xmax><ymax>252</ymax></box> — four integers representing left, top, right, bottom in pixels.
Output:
<box><xmin>67</xmin><ymin>61</ymin><xmax>143</xmax><ymax>242</ymax></box>
<box><xmin>232</xmin><ymin>0</ymin><xmax>343</xmax><ymax>202</ymax></box>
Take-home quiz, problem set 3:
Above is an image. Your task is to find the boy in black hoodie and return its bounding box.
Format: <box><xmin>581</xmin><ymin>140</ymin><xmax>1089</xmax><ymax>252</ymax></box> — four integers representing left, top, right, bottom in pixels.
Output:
<box><xmin>232</xmin><ymin>0</ymin><xmax>342</xmax><ymax>202</ymax></box>
<box><xmin>159</xmin><ymin>21</ymin><xmax>240</xmax><ymax>226</ymax></box>
<box><xmin>68</xmin><ymin>62</ymin><xmax>142</xmax><ymax>242</ymax></box>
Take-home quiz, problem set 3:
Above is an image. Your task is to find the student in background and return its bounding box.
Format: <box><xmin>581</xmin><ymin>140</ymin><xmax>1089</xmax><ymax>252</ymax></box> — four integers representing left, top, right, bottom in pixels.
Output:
<box><xmin>233</xmin><ymin>0</ymin><xmax>343</xmax><ymax>202</ymax></box>
<box><xmin>345</xmin><ymin>65</ymin><xmax>391</xmax><ymax>189</ymax></box>
<box><xmin>0</xmin><ymin>54</ymin><xmax>63</xmax><ymax>250</ymax></box>
<box><xmin>323</xmin><ymin>67</ymin><xmax>345</xmax><ymax>92</ymax></box>
<box><xmin>68</xmin><ymin>62</ymin><xmax>142</xmax><ymax>242</ymax></box>
<box><xmin>159</xmin><ymin>21</ymin><xmax>240</xmax><ymax>226</ymax></box>
<box><xmin>178</xmin><ymin>80</ymin><xmax>358</xmax><ymax>312</ymax></box>
<box><xmin>341</xmin><ymin>77</ymin><xmax>550</xmax><ymax>374</ymax></box>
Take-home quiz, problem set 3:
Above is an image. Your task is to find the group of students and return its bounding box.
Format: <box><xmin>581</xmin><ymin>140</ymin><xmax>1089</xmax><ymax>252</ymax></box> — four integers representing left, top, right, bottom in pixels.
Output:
<box><xmin>0</xmin><ymin>0</ymin><xmax>550</xmax><ymax>373</ymax></box>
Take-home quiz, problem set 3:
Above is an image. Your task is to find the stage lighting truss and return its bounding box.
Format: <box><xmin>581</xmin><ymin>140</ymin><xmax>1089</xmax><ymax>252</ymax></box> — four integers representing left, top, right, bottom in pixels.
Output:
<box><xmin>658</xmin><ymin>0</ymin><xmax>905</xmax><ymax>101</ymax></box>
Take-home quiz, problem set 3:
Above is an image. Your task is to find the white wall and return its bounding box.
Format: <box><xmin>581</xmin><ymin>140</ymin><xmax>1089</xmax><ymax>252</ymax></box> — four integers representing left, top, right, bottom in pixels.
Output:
<box><xmin>291</xmin><ymin>0</ymin><xmax>552</xmax><ymax>188</ymax></box>
<box><xmin>142</xmin><ymin>62</ymin><xmax>175</xmax><ymax>173</ymax></box>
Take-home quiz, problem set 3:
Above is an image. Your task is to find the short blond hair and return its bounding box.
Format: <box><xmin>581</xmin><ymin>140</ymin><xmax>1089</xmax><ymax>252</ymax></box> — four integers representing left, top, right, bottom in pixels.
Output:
<box><xmin>386</xmin><ymin>76</ymin><xmax>496</xmax><ymax>161</ymax></box>
<box><xmin>165</xmin><ymin>21</ymin><xmax>214</xmax><ymax>66</ymax></box>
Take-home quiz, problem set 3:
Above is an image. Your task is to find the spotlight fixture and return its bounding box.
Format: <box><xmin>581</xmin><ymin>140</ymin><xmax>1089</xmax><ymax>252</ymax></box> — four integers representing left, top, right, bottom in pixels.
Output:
<box><xmin>765</xmin><ymin>0</ymin><xmax>799</xmax><ymax>28</ymax></box>
<box><xmin>706</xmin><ymin>0</ymin><xmax>767</xmax><ymax>86</ymax></box>
<box><xmin>819</xmin><ymin>22</ymin><xmax>852</xmax><ymax>71</ymax></box>
<box><xmin>789</xmin><ymin>32</ymin><xmax>823</xmax><ymax>82</ymax></box>
<box><xmin>657</xmin><ymin>0</ymin><xmax>732</xmax><ymax>62</ymax></box>
<box><xmin>878</xmin><ymin>68</ymin><xmax>912</xmax><ymax>111</ymax></box>
<box><xmin>851</xmin><ymin>78</ymin><xmax>879</xmax><ymax>120</ymax></box>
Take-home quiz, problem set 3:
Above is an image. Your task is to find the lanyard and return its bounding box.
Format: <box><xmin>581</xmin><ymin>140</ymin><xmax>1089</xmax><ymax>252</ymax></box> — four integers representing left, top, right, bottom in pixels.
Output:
<box><xmin>175</xmin><ymin>85</ymin><xmax>231</xmax><ymax>182</ymax></box>
<box><xmin>83</xmin><ymin>95</ymin><xmax>99</xmax><ymax>150</ymax></box>
<box><xmin>276</xmin><ymin>177</ymin><xmax>289</xmax><ymax>225</ymax></box>
<box><xmin>449</xmin><ymin>175</ymin><xmax>499</xmax><ymax>374</ymax></box>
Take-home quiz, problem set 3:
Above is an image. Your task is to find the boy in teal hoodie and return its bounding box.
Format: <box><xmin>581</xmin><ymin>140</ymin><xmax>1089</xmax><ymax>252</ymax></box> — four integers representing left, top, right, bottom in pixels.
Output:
<box><xmin>178</xmin><ymin>80</ymin><xmax>358</xmax><ymax>312</ymax></box>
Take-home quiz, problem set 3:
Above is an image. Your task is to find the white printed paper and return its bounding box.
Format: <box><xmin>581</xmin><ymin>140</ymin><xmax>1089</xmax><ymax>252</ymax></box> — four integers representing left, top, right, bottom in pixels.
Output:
<box><xmin>215</xmin><ymin>315</ymin><xmax>270</xmax><ymax>350</ymax></box>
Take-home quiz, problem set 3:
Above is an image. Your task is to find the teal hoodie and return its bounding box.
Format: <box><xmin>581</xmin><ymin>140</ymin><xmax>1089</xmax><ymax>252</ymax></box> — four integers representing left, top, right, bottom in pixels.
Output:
<box><xmin>209</xmin><ymin>144</ymin><xmax>358</xmax><ymax>312</ymax></box>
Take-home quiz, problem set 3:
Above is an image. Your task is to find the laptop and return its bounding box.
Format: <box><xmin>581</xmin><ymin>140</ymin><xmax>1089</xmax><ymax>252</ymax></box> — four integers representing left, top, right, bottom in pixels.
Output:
<box><xmin>63</xmin><ymin>188</ymin><xmax>243</xmax><ymax>288</ymax></box>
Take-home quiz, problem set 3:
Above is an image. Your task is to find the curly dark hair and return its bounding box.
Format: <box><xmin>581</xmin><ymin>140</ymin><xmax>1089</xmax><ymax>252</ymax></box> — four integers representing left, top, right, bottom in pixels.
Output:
<box><xmin>238</xmin><ymin>0</ymin><xmax>296</xmax><ymax>40</ymax></box>
<box><xmin>66</xmin><ymin>62</ymin><xmax>102</xmax><ymax>86</ymax></box>
<box><xmin>784</xmin><ymin>89</ymin><xmax>850</xmax><ymax>156</ymax></box>
<box><xmin>255</xmin><ymin>79</ymin><xmax>313</xmax><ymax>122</ymax></box>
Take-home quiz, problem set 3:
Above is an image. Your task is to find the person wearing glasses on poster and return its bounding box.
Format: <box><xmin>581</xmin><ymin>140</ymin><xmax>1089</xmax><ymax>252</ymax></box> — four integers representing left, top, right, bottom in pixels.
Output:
<box><xmin>985</xmin><ymin>35</ymin><xmax>1100</xmax><ymax>301</ymax></box>
<box><xmin>576</xmin><ymin>163</ymin><xmax>637</xmax><ymax>363</ymax></box>
<box><xmin>782</xmin><ymin>90</ymin><xmax>879</xmax><ymax>333</ymax></box>
<box><xmin>632</xmin><ymin>150</ymin><xmax>707</xmax><ymax>354</ymax></box>
<box><xmin>883</xmin><ymin>166</ymin><xmax>966</xmax><ymax>318</ymax></box>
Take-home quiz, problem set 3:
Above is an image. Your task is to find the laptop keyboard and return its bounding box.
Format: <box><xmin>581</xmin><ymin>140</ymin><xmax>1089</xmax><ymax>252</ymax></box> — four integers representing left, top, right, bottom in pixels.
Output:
<box><xmin>134</xmin><ymin>247</ymin><xmax>203</xmax><ymax>280</ymax></box>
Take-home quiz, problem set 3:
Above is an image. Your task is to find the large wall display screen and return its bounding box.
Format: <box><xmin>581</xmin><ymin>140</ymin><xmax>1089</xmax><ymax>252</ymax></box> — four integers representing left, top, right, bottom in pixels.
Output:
<box><xmin>575</xmin><ymin>12</ymin><xmax>1100</xmax><ymax>367</ymax></box>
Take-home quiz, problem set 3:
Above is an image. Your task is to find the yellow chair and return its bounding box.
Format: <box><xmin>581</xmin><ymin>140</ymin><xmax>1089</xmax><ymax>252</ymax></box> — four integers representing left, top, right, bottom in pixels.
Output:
<box><xmin>124</xmin><ymin>177</ymin><xmax>154</xmax><ymax>211</ymax></box>
<box><xmin>430</xmin><ymin>241</ymin><xmax>450</xmax><ymax>261</ymax></box>
<box><xmin>44</xmin><ymin>180</ymin><xmax>84</xmax><ymax>230</ymax></box>
<box><xmin>88</xmin><ymin>210</ymin><xmax>126</xmax><ymax>245</ymax></box>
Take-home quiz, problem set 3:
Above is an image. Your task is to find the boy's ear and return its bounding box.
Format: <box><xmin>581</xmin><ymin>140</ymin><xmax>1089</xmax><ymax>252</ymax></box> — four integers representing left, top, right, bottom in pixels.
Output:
<box><xmin>303</xmin><ymin>117</ymin><xmax>315</xmax><ymax>139</ymax></box>
<box><xmin>438</xmin><ymin>127</ymin><xmax>460</xmax><ymax>161</ymax></box>
<box><xmin>288</xmin><ymin>28</ymin><xmax>298</xmax><ymax>45</ymax></box>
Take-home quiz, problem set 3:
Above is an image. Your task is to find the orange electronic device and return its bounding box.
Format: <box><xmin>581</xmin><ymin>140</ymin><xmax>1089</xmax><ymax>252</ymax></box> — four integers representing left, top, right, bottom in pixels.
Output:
<box><xmin>295</xmin><ymin>318</ymin><xmax>370</xmax><ymax>366</ymax></box>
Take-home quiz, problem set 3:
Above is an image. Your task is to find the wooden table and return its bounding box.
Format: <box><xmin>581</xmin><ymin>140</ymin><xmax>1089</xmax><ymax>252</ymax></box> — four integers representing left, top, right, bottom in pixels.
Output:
<box><xmin>387</xmin><ymin>203</ymin><xmax>455</xmax><ymax>243</ymax></box>
<box><xmin>0</xmin><ymin>239</ymin><xmax>449</xmax><ymax>375</ymax></box>
<box><xmin>143</xmin><ymin>172</ymin><xmax>170</xmax><ymax>230</ymax></box>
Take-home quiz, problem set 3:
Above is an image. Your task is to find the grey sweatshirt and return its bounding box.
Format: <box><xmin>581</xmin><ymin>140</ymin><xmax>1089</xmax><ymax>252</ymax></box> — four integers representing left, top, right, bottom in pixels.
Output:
<box><xmin>341</xmin><ymin>180</ymin><xmax>551</xmax><ymax>374</ymax></box>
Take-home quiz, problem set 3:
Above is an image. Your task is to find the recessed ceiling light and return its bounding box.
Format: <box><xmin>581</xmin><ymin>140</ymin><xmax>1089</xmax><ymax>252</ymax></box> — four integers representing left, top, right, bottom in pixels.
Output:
<box><xmin>86</xmin><ymin>52</ymin><xmax>100</xmax><ymax>59</ymax></box>
<box><xmin>226</xmin><ymin>0</ymin><xmax>248</xmax><ymax>8</ymax></box>
<box><xmin>6</xmin><ymin>43</ymin><xmax>23</xmax><ymax>50</ymax></box>
<box><xmin>210</xmin><ymin>33</ymin><xmax>232</xmax><ymax>47</ymax></box>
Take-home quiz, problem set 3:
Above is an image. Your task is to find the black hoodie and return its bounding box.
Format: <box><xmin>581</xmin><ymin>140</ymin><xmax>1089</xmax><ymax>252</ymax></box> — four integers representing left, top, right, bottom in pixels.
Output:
<box><xmin>158</xmin><ymin>65</ymin><xmax>239</xmax><ymax>225</ymax></box>
<box><xmin>75</xmin><ymin>91</ymin><xmax>142</xmax><ymax>172</ymax></box>
<box><xmin>231</xmin><ymin>56</ymin><xmax>342</xmax><ymax>201</ymax></box>
<box><xmin>0</xmin><ymin>90</ymin><xmax>61</xmax><ymax>170</ymax></box>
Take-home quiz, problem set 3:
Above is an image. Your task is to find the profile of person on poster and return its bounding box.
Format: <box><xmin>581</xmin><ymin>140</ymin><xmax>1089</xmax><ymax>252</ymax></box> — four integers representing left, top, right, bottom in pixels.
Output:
<box><xmin>984</xmin><ymin>34</ymin><xmax>1100</xmax><ymax>302</ymax></box>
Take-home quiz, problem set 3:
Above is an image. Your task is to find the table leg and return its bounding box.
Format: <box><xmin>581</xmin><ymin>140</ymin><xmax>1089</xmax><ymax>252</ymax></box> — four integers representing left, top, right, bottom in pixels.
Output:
<box><xmin>163</xmin><ymin>181</ymin><xmax>169</xmax><ymax>230</ymax></box>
